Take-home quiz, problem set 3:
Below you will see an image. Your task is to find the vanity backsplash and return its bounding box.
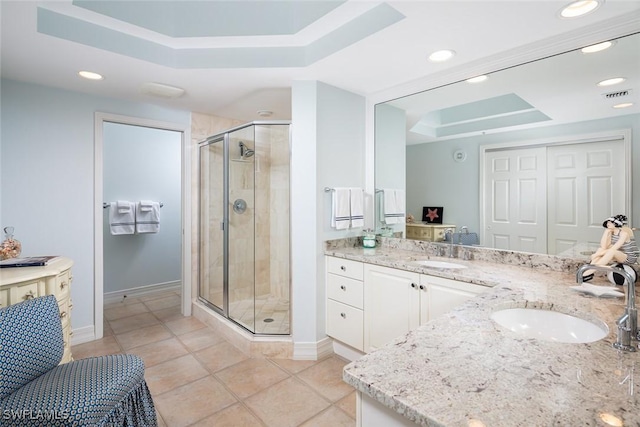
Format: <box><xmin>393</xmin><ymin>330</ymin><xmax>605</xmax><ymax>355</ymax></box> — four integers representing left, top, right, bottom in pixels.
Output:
<box><xmin>325</xmin><ymin>236</ymin><xmax>587</xmax><ymax>273</ymax></box>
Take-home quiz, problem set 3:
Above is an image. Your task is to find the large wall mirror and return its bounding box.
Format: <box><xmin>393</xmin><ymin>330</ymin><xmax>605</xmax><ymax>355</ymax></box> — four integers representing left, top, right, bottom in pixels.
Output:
<box><xmin>375</xmin><ymin>32</ymin><xmax>639</xmax><ymax>256</ymax></box>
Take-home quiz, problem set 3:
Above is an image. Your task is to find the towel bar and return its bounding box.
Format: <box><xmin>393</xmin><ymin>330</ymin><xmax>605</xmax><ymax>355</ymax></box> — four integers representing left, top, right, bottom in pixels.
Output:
<box><xmin>103</xmin><ymin>202</ymin><xmax>164</xmax><ymax>209</ymax></box>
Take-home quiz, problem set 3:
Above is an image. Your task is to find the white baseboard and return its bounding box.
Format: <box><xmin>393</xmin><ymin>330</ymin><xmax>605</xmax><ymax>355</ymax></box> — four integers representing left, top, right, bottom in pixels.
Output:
<box><xmin>293</xmin><ymin>337</ymin><xmax>334</xmax><ymax>360</ymax></box>
<box><xmin>332</xmin><ymin>340</ymin><xmax>365</xmax><ymax>362</ymax></box>
<box><xmin>103</xmin><ymin>280</ymin><xmax>181</xmax><ymax>305</ymax></box>
<box><xmin>70</xmin><ymin>325</ymin><xmax>96</xmax><ymax>346</ymax></box>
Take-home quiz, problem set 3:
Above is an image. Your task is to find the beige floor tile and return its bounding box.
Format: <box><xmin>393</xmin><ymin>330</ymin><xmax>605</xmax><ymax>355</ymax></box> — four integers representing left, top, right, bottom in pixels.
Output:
<box><xmin>103</xmin><ymin>321</ymin><xmax>114</xmax><ymax>337</ymax></box>
<box><xmin>270</xmin><ymin>358</ymin><xmax>319</xmax><ymax>374</ymax></box>
<box><xmin>128</xmin><ymin>337</ymin><xmax>189</xmax><ymax>367</ymax></box>
<box><xmin>109</xmin><ymin>312</ymin><xmax>160</xmax><ymax>334</ymax></box>
<box><xmin>177</xmin><ymin>327</ymin><xmax>226</xmax><ymax>352</ymax></box>
<box><xmin>190</xmin><ymin>403</ymin><xmax>263</xmax><ymax>427</ymax></box>
<box><xmin>144</xmin><ymin>294</ymin><xmax>181</xmax><ymax>311</ymax></box>
<box><xmin>297</xmin><ymin>357</ymin><xmax>354</xmax><ymax>402</ymax></box>
<box><xmin>244</xmin><ymin>377</ymin><xmax>330</xmax><ymax>427</ymax></box>
<box><xmin>164</xmin><ymin>316</ymin><xmax>206</xmax><ymax>336</ymax></box>
<box><xmin>116</xmin><ymin>324</ymin><xmax>173</xmax><ymax>350</ymax></box>
<box><xmin>335</xmin><ymin>391</ymin><xmax>357</xmax><ymax>420</ymax></box>
<box><xmin>154</xmin><ymin>376</ymin><xmax>236</xmax><ymax>427</ymax></box>
<box><xmin>156</xmin><ymin>410</ymin><xmax>167</xmax><ymax>427</ymax></box>
<box><xmin>71</xmin><ymin>336</ymin><xmax>122</xmax><ymax>360</ymax></box>
<box><xmin>152</xmin><ymin>305</ymin><xmax>184</xmax><ymax>323</ymax></box>
<box><xmin>104</xmin><ymin>296</ymin><xmax>142</xmax><ymax>308</ymax></box>
<box><xmin>195</xmin><ymin>341</ymin><xmax>249</xmax><ymax>373</ymax></box>
<box><xmin>215</xmin><ymin>358</ymin><xmax>290</xmax><ymax>399</ymax></box>
<box><xmin>299</xmin><ymin>406</ymin><xmax>356</xmax><ymax>427</ymax></box>
<box><xmin>104</xmin><ymin>302</ymin><xmax>149</xmax><ymax>321</ymax></box>
<box><xmin>145</xmin><ymin>354</ymin><xmax>210</xmax><ymax>395</ymax></box>
<box><xmin>139</xmin><ymin>290</ymin><xmax>180</xmax><ymax>302</ymax></box>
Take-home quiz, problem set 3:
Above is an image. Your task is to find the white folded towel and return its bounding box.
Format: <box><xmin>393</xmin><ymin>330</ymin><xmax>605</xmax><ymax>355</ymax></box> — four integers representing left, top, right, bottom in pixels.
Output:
<box><xmin>136</xmin><ymin>201</ymin><xmax>160</xmax><ymax>234</ymax></box>
<box><xmin>331</xmin><ymin>188</ymin><xmax>351</xmax><ymax>230</ymax></box>
<box><xmin>350</xmin><ymin>188</ymin><xmax>364</xmax><ymax>228</ymax></box>
<box><xmin>117</xmin><ymin>200</ymin><xmax>132</xmax><ymax>214</ymax></box>
<box><xmin>109</xmin><ymin>201</ymin><xmax>135</xmax><ymax>235</ymax></box>
<box><xmin>139</xmin><ymin>200</ymin><xmax>154</xmax><ymax>212</ymax></box>
<box><xmin>383</xmin><ymin>189</ymin><xmax>405</xmax><ymax>224</ymax></box>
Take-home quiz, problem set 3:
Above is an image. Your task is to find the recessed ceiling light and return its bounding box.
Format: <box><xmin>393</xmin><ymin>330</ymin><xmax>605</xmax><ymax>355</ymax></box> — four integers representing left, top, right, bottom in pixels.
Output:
<box><xmin>613</xmin><ymin>102</ymin><xmax>633</xmax><ymax>109</ymax></box>
<box><xmin>466</xmin><ymin>75</ymin><xmax>488</xmax><ymax>83</ymax></box>
<box><xmin>597</xmin><ymin>77</ymin><xmax>626</xmax><ymax>87</ymax></box>
<box><xmin>559</xmin><ymin>0</ymin><xmax>600</xmax><ymax>18</ymax></box>
<box><xmin>78</xmin><ymin>71</ymin><xmax>104</xmax><ymax>80</ymax></box>
<box><xmin>428</xmin><ymin>49</ymin><xmax>456</xmax><ymax>62</ymax></box>
<box><xmin>581</xmin><ymin>40</ymin><xmax>614</xmax><ymax>53</ymax></box>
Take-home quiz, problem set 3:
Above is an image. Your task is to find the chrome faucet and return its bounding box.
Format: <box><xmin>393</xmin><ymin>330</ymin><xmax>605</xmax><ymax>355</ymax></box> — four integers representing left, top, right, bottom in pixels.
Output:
<box><xmin>577</xmin><ymin>264</ymin><xmax>637</xmax><ymax>351</ymax></box>
<box><xmin>445</xmin><ymin>228</ymin><xmax>454</xmax><ymax>258</ymax></box>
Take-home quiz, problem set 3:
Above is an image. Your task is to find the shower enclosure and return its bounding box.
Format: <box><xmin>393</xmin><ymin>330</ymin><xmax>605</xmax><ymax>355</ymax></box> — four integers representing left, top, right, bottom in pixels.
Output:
<box><xmin>198</xmin><ymin>122</ymin><xmax>290</xmax><ymax>335</ymax></box>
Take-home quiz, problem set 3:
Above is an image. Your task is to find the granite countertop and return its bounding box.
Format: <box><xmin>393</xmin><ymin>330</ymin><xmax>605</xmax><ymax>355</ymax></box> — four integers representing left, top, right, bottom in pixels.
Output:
<box><xmin>329</xmin><ymin>245</ymin><xmax>639</xmax><ymax>426</ymax></box>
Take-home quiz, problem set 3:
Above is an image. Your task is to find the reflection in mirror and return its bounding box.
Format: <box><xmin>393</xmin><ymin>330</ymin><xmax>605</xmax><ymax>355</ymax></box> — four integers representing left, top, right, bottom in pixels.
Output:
<box><xmin>375</xmin><ymin>32</ymin><xmax>639</xmax><ymax>256</ymax></box>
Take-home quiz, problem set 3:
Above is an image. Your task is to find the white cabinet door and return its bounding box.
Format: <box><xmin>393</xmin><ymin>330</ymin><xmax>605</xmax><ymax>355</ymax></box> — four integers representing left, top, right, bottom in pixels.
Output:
<box><xmin>364</xmin><ymin>264</ymin><xmax>420</xmax><ymax>352</ymax></box>
<box><xmin>422</xmin><ymin>275</ymin><xmax>488</xmax><ymax>321</ymax></box>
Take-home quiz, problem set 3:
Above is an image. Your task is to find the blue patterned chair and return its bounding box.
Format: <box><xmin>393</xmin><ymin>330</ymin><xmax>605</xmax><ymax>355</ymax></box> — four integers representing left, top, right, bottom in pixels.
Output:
<box><xmin>0</xmin><ymin>295</ymin><xmax>157</xmax><ymax>426</ymax></box>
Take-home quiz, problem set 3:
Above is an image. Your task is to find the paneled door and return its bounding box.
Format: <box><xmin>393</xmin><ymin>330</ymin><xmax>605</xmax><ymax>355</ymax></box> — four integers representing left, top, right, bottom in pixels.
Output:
<box><xmin>547</xmin><ymin>140</ymin><xmax>626</xmax><ymax>255</ymax></box>
<box><xmin>483</xmin><ymin>147</ymin><xmax>547</xmax><ymax>253</ymax></box>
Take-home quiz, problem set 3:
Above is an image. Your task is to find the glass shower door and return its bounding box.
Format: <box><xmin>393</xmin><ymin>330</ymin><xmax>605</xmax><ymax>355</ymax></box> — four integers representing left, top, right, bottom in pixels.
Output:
<box><xmin>198</xmin><ymin>137</ymin><xmax>225</xmax><ymax>313</ymax></box>
<box><xmin>227</xmin><ymin>126</ymin><xmax>256</xmax><ymax>331</ymax></box>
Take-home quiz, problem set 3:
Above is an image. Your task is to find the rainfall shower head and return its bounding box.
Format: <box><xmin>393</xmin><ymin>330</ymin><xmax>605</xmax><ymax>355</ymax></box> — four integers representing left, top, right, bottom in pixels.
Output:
<box><xmin>239</xmin><ymin>141</ymin><xmax>255</xmax><ymax>158</ymax></box>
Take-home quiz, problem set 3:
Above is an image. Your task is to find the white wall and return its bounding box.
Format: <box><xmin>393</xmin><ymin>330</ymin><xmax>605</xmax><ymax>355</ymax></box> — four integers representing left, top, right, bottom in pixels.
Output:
<box><xmin>0</xmin><ymin>78</ymin><xmax>190</xmax><ymax>334</ymax></box>
<box><xmin>291</xmin><ymin>81</ymin><xmax>366</xmax><ymax>353</ymax></box>
<box><xmin>103</xmin><ymin>122</ymin><xmax>182</xmax><ymax>293</ymax></box>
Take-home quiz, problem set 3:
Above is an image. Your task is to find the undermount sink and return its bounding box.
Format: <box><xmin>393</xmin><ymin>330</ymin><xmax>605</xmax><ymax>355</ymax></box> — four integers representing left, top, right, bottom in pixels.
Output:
<box><xmin>490</xmin><ymin>308</ymin><xmax>609</xmax><ymax>344</ymax></box>
<box><xmin>413</xmin><ymin>260</ymin><xmax>467</xmax><ymax>269</ymax></box>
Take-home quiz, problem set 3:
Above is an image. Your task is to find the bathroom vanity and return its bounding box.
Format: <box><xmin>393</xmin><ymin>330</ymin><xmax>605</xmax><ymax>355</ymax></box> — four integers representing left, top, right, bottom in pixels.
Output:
<box><xmin>326</xmin><ymin>240</ymin><xmax>639</xmax><ymax>426</ymax></box>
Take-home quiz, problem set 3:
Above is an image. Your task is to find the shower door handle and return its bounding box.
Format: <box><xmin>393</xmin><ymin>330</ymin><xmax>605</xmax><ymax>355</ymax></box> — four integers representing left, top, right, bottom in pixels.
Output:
<box><xmin>233</xmin><ymin>199</ymin><xmax>247</xmax><ymax>214</ymax></box>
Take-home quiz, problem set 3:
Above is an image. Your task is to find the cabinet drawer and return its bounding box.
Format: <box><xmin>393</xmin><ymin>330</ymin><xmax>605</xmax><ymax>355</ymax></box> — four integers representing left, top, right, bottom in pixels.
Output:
<box><xmin>10</xmin><ymin>280</ymin><xmax>42</xmax><ymax>304</ymax></box>
<box><xmin>326</xmin><ymin>257</ymin><xmax>363</xmax><ymax>281</ymax></box>
<box><xmin>327</xmin><ymin>273</ymin><xmax>363</xmax><ymax>309</ymax></box>
<box><xmin>327</xmin><ymin>299</ymin><xmax>364</xmax><ymax>351</ymax></box>
<box><xmin>47</xmin><ymin>269</ymin><xmax>71</xmax><ymax>301</ymax></box>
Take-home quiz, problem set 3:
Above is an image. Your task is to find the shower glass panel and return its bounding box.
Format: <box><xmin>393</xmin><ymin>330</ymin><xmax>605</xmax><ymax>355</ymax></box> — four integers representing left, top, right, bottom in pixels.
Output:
<box><xmin>199</xmin><ymin>122</ymin><xmax>290</xmax><ymax>335</ymax></box>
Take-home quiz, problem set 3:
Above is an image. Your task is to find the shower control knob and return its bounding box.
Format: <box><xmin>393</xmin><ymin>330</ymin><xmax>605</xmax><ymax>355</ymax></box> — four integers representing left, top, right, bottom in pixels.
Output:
<box><xmin>233</xmin><ymin>199</ymin><xmax>247</xmax><ymax>214</ymax></box>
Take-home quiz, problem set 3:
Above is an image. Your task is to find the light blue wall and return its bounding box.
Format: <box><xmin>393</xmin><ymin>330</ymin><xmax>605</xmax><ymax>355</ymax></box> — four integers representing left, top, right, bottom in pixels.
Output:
<box><xmin>103</xmin><ymin>123</ymin><xmax>182</xmax><ymax>293</ymax></box>
<box><xmin>291</xmin><ymin>80</ymin><xmax>365</xmax><ymax>349</ymax></box>
<box><xmin>0</xmin><ymin>78</ymin><xmax>190</xmax><ymax>332</ymax></box>
<box><xmin>406</xmin><ymin>114</ymin><xmax>640</xmax><ymax>234</ymax></box>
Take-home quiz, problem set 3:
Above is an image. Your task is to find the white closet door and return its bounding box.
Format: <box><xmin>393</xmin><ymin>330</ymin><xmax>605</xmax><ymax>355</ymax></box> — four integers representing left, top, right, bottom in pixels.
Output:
<box><xmin>483</xmin><ymin>147</ymin><xmax>547</xmax><ymax>253</ymax></box>
<box><xmin>547</xmin><ymin>140</ymin><xmax>626</xmax><ymax>255</ymax></box>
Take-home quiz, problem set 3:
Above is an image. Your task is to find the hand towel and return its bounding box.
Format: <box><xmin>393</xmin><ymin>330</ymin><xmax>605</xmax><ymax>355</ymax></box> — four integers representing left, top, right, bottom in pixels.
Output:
<box><xmin>136</xmin><ymin>201</ymin><xmax>160</xmax><ymax>233</ymax></box>
<box><xmin>139</xmin><ymin>200</ymin><xmax>154</xmax><ymax>212</ymax></box>
<box><xmin>331</xmin><ymin>188</ymin><xmax>351</xmax><ymax>230</ymax></box>
<box><xmin>350</xmin><ymin>188</ymin><xmax>364</xmax><ymax>228</ymax></box>
<box><xmin>109</xmin><ymin>201</ymin><xmax>135</xmax><ymax>235</ymax></box>
<box><xmin>117</xmin><ymin>200</ymin><xmax>133</xmax><ymax>214</ymax></box>
<box><xmin>383</xmin><ymin>189</ymin><xmax>405</xmax><ymax>224</ymax></box>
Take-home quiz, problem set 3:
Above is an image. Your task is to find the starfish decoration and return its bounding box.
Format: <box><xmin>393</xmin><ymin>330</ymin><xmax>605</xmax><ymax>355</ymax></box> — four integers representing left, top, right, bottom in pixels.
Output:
<box><xmin>426</xmin><ymin>208</ymin><xmax>440</xmax><ymax>222</ymax></box>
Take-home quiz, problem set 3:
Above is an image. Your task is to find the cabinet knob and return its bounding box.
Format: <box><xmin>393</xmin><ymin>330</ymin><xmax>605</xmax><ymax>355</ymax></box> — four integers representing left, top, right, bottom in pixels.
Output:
<box><xmin>340</xmin><ymin>285</ymin><xmax>346</xmax><ymax>291</ymax></box>
<box><xmin>23</xmin><ymin>290</ymin><xmax>36</xmax><ymax>300</ymax></box>
<box><xmin>60</xmin><ymin>281</ymin><xmax>68</xmax><ymax>289</ymax></box>
<box><xmin>411</xmin><ymin>283</ymin><xmax>417</xmax><ymax>289</ymax></box>
<box><xmin>340</xmin><ymin>312</ymin><xmax>347</xmax><ymax>318</ymax></box>
<box><xmin>340</xmin><ymin>266</ymin><xmax>346</xmax><ymax>271</ymax></box>
<box><xmin>419</xmin><ymin>284</ymin><xmax>425</xmax><ymax>290</ymax></box>
<box><xmin>60</xmin><ymin>311</ymin><xmax>67</xmax><ymax>318</ymax></box>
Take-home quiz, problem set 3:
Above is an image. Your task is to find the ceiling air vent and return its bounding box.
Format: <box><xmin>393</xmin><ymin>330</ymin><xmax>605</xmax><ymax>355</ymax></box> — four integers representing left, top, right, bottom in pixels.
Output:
<box><xmin>602</xmin><ymin>89</ymin><xmax>631</xmax><ymax>99</ymax></box>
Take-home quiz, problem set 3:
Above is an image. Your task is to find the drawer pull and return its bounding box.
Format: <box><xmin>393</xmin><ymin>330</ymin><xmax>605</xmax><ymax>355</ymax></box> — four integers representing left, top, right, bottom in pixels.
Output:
<box><xmin>340</xmin><ymin>285</ymin><xmax>346</xmax><ymax>291</ymax></box>
<box><xmin>340</xmin><ymin>312</ymin><xmax>347</xmax><ymax>319</ymax></box>
<box><xmin>340</xmin><ymin>266</ymin><xmax>346</xmax><ymax>271</ymax></box>
<box><xmin>23</xmin><ymin>290</ymin><xmax>36</xmax><ymax>300</ymax></box>
<box><xmin>60</xmin><ymin>281</ymin><xmax>68</xmax><ymax>290</ymax></box>
<box><xmin>60</xmin><ymin>311</ymin><xmax>67</xmax><ymax>318</ymax></box>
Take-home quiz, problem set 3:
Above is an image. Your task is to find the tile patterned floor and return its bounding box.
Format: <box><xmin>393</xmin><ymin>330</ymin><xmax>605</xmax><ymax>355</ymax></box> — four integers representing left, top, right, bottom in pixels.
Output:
<box><xmin>72</xmin><ymin>291</ymin><xmax>356</xmax><ymax>427</ymax></box>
